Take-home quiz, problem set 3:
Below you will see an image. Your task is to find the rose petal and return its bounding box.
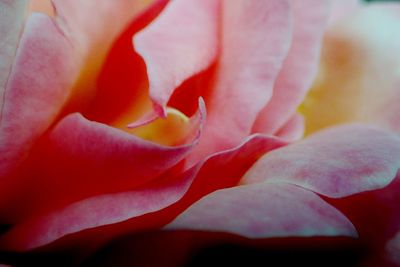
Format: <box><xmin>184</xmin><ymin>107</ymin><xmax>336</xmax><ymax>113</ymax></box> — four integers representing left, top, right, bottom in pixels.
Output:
<box><xmin>385</xmin><ymin>231</ymin><xmax>400</xmax><ymax>265</ymax></box>
<box><xmin>242</xmin><ymin>124</ymin><xmax>400</xmax><ymax>198</ymax></box>
<box><xmin>53</xmin><ymin>0</ymin><xmax>154</xmax><ymax>56</ymax></box>
<box><xmin>328</xmin><ymin>0</ymin><xmax>361</xmax><ymax>26</ymax></box>
<box><xmin>301</xmin><ymin>4</ymin><xmax>400</xmax><ymax>135</ymax></box>
<box><xmin>252</xmin><ymin>0</ymin><xmax>329</xmax><ymax>136</ymax></box>
<box><xmin>190</xmin><ymin>0</ymin><xmax>292</xmax><ymax>162</ymax></box>
<box><xmin>0</xmin><ymin>13</ymin><xmax>77</xmax><ymax>177</ymax></box>
<box><xmin>0</xmin><ymin>0</ymin><xmax>27</xmax><ymax>110</ymax></box>
<box><xmin>0</xmin><ymin>0</ymin><xmax>159</xmax><ymax>177</ymax></box>
<box><xmin>134</xmin><ymin>0</ymin><xmax>220</xmax><ymax>116</ymax></box>
<box><xmin>28</xmin><ymin>0</ymin><xmax>54</xmax><ymax>16</ymax></box>
<box><xmin>275</xmin><ymin>113</ymin><xmax>304</xmax><ymax>142</ymax></box>
<box><xmin>0</xmin><ymin>135</ymin><xmax>285</xmax><ymax>251</ymax></box>
<box><xmin>0</xmin><ymin>100</ymin><xmax>205</xmax><ymax>222</ymax></box>
<box><xmin>166</xmin><ymin>182</ymin><xmax>357</xmax><ymax>239</ymax></box>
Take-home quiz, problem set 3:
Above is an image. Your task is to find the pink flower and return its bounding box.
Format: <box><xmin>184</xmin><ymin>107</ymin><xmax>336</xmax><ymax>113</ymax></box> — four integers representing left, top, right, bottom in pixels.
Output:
<box><xmin>0</xmin><ymin>0</ymin><xmax>399</xmax><ymax>266</ymax></box>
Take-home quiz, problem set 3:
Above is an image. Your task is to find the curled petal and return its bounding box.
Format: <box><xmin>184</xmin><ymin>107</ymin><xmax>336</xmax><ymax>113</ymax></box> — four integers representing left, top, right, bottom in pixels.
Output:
<box><xmin>191</xmin><ymin>0</ymin><xmax>292</xmax><ymax>162</ymax></box>
<box><xmin>0</xmin><ymin>135</ymin><xmax>285</xmax><ymax>251</ymax></box>
<box><xmin>0</xmin><ymin>0</ymin><xmax>161</xmax><ymax>177</ymax></box>
<box><xmin>242</xmin><ymin>124</ymin><xmax>400</xmax><ymax>198</ymax></box>
<box><xmin>166</xmin><ymin>182</ymin><xmax>357</xmax><ymax>239</ymax></box>
<box><xmin>1</xmin><ymin>100</ymin><xmax>204</xmax><ymax>222</ymax></box>
<box><xmin>134</xmin><ymin>0</ymin><xmax>220</xmax><ymax>116</ymax></box>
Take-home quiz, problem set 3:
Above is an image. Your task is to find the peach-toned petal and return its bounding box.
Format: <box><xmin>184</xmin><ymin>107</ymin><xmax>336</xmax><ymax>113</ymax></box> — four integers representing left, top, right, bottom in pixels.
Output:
<box><xmin>242</xmin><ymin>124</ymin><xmax>400</xmax><ymax>198</ymax></box>
<box><xmin>252</xmin><ymin>0</ymin><xmax>329</xmax><ymax>136</ymax></box>
<box><xmin>275</xmin><ymin>113</ymin><xmax>304</xmax><ymax>142</ymax></box>
<box><xmin>0</xmin><ymin>13</ymin><xmax>77</xmax><ymax>177</ymax></box>
<box><xmin>166</xmin><ymin>182</ymin><xmax>357</xmax><ymax>239</ymax></box>
<box><xmin>0</xmin><ymin>135</ymin><xmax>286</xmax><ymax>251</ymax></box>
<box><xmin>0</xmin><ymin>0</ymin><xmax>162</xmax><ymax>178</ymax></box>
<box><xmin>28</xmin><ymin>0</ymin><xmax>54</xmax><ymax>16</ymax></box>
<box><xmin>0</xmin><ymin>101</ymin><xmax>204</xmax><ymax>222</ymax></box>
<box><xmin>0</xmin><ymin>0</ymin><xmax>27</xmax><ymax>111</ymax></box>
<box><xmin>191</xmin><ymin>0</ymin><xmax>292</xmax><ymax>162</ymax></box>
<box><xmin>301</xmin><ymin>4</ymin><xmax>400</xmax><ymax>135</ymax></box>
<box><xmin>134</xmin><ymin>0</ymin><xmax>220</xmax><ymax>116</ymax></box>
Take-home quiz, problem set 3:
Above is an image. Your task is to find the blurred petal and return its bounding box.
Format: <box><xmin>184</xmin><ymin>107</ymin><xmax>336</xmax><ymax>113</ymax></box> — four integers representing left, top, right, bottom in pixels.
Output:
<box><xmin>0</xmin><ymin>0</ymin><xmax>27</xmax><ymax>109</ymax></box>
<box><xmin>134</xmin><ymin>0</ymin><xmax>219</xmax><ymax>116</ymax></box>
<box><xmin>0</xmin><ymin>135</ymin><xmax>285</xmax><ymax>251</ymax></box>
<box><xmin>242</xmin><ymin>124</ymin><xmax>400</xmax><ymax>198</ymax></box>
<box><xmin>191</xmin><ymin>0</ymin><xmax>292</xmax><ymax>162</ymax></box>
<box><xmin>28</xmin><ymin>0</ymin><xmax>54</xmax><ymax>16</ymax></box>
<box><xmin>252</xmin><ymin>0</ymin><xmax>329</xmax><ymax>136</ymax></box>
<box><xmin>386</xmin><ymin>231</ymin><xmax>400</xmax><ymax>266</ymax></box>
<box><xmin>328</xmin><ymin>0</ymin><xmax>361</xmax><ymax>26</ymax></box>
<box><xmin>166</xmin><ymin>182</ymin><xmax>357</xmax><ymax>238</ymax></box>
<box><xmin>301</xmin><ymin>4</ymin><xmax>400</xmax><ymax>135</ymax></box>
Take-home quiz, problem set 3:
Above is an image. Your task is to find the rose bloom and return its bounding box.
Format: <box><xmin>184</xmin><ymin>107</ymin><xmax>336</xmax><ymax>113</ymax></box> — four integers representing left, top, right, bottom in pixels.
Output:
<box><xmin>0</xmin><ymin>0</ymin><xmax>400</xmax><ymax>266</ymax></box>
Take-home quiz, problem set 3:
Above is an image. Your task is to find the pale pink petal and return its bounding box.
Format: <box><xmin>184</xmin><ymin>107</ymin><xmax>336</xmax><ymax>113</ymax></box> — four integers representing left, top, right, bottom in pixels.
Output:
<box><xmin>328</xmin><ymin>0</ymin><xmax>362</xmax><ymax>26</ymax></box>
<box><xmin>252</xmin><ymin>0</ymin><xmax>329</xmax><ymax>135</ymax></box>
<box><xmin>0</xmin><ymin>135</ymin><xmax>286</xmax><ymax>250</ymax></box>
<box><xmin>242</xmin><ymin>124</ymin><xmax>400</xmax><ymax>198</ymax></box>
<box><xmin>134</xmin><ymin>0</ymin><xmax>220</xmax><ymax>116</ymax></box>
<box><xmin>0</xmin><ymin>13</ymin><xmax>77</xmax><ymax>177</ymax></box>
<box><xmin>0</xmin><ymin>0</ymin><xmax>27</xmax><ymax>110</ymax></box>
<box><xmin>166</xmin><ymin>182</ymin><xmax>357</xmax><ymax>238</ymax></box>
<box><xmin>190</xmin><ymin>0</ymin><xmax>292</xmax><ymax>162</ymax></box>
<box><xmin>301</xmin><ymin>4</ymin><xmax>400</xmax><ymax>135</ymax></box>
<box><xmin>275</xmin><ymin>113</ymin><xmax>304</xmax><ymax>141</ymax></box>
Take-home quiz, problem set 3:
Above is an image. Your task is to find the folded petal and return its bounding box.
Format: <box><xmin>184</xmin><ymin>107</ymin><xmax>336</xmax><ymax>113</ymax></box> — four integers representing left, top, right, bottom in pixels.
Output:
<box><xmin>0</xmin><ymin>0</ymin><xmax>161</xmax><ymax>177</ymax></box>
<box><xmin>252</xmin><ymin>0</ymin><xmax>329</xmax><ymax>136</ymax></box>
<box><xmin>166</xmin><ymin>182</ymin><xmax>357</xmax><ymax>239</ymax></box>
<box><xmin>275</xmin><ymin>113</ymin><xmax>304</xmax><ymax>142</ymax></box>
<box><xmin>242</xmin><ymin>124</ymin><xmax>400</xmax><ymax>198</ymax></box>
<box><xmin>0</xmin><ymin>101</ymin><xmax>204</xmax><ymax>222</ymax></box>
<box><xmin>0</xmin><ymin>135</ymin><xmax>285</xmax><ymax>251</ymax></box>
<box><xmin>301</xmin><ymin>3</ymin><xmax>400</xmax><ymax>135</ymax></box>
<box><xmin>191</xmin><ymin>0</ymin><xmax>292</xmax><ymax>162</ymax></box>
<box><xmin>134</xmin><ymin>0</ymin><xmax>220</xmax><ymax>116</ymax></box>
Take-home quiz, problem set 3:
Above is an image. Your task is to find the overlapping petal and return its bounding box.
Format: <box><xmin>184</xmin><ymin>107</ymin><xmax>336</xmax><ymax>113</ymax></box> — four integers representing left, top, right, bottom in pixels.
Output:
<box><xmin>0</xmin><ymin>13</ymin><xmax>77</xmax><ymax>177</ymax></box>
<box><xmin>242</xmin><ymin>124</ymin><xmax>400</xmax><ymax>198</ymax></box>
<box><xmin>134</xmin><ymin>0</ymin><xmax>219</xmax><ymax>116</ymax></box>
<box><xmin>166</xmin><ymin>182</ymin><xmax>357</xmax><ymax>239</ymax></box>
<box><xmin>0</xmin><ymin>100</ymin><xmax>204</xmax><ymax>223</ymax></box>
<box><xmin>252</xmin><ymin>0</ymin><xmax>329</xmax><ymax>137</ymax></box>
<box><xmin>190</xmin><ymin>0</ymin><xmax>293</xmax><ymax>162</ymax></box>
<box><xmin>0</xmin><ymin>0</ymin><xmax>161</xmax><ymax>178</ymax></box>
<box><xmin>0</xmin><ymin>134</ymin><xmax>286</xmax><ymax>251</ymax></box>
